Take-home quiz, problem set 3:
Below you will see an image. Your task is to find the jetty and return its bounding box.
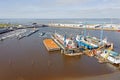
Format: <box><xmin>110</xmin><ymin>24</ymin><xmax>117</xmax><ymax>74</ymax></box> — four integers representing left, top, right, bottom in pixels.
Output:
<box><xmin>0</xmin><ymin>29</ymin><xmax>27</xmax><ymax>41</ymax></box>
<box><xmin>26</xmin><ymin>28</ymin><xmax>39</xmax><ymax>37</ymax></box>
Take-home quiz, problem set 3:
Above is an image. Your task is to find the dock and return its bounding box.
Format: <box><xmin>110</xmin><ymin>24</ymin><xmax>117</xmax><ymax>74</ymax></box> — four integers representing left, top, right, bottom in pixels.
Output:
<box><xmin>43</xmin><ymin>39</ymin><xmax>60</xmax><ymax>51</ymax></box>
<box><xmin>26</xmin><ymin>29</ymin><xmax>39</xmax><ymax>37</ymax></box>
<box><xmin>0</xmin><ymin>29</ymin><xmax>27</xmax><ymax>41</ymax></box>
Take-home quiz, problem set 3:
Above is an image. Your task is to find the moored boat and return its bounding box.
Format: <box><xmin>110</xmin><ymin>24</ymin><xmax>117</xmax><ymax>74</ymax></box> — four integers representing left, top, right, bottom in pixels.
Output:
<box><xmin>64</xmin><ymin>52</ymin><xmax>83</xmax><ymax>56</ymax></box>
<box><xmin>52</xmin><ymin>33</ymin><xmax>77</xmax><ymax>49</ymax></box>
<box><xmin>43</xmin><ymin>38</ymin><xmax>60</xmax><ymax>51</ymax></box>
<box><xmin>85</xmin><ymin>36</ymin><xmax>114</xmax><ymax>50</ymax></box>
<box><xmin>51</xmin><ymin>32</ymin><xmax>82</xmax><ymax>56</ymax></box>
<box><xmin>99</xmin><ymin>49</ymin><xmax>120</xmax><ymax>64</ymax></box>
<box><xmin>76</xmin><ymin>35</ymin><xmax>99</xmax><ymax>49</ymax></box>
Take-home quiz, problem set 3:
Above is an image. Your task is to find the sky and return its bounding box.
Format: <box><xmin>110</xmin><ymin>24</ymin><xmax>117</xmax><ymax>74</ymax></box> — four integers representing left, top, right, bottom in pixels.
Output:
<box><xmin>0</xmin><ymin>0</ymin><xmax>120</xmax><ymax>18</ymax></box>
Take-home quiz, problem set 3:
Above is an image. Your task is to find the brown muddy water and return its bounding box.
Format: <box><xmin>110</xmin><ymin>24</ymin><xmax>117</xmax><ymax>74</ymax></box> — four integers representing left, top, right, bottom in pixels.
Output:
<box><xmin>0</xmin><ymin>27</ymin><xmax>120</xmax><ymax>80</ymax></box>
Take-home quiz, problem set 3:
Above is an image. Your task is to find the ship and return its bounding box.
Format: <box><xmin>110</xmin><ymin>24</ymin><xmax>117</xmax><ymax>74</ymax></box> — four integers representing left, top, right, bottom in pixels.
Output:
<box><xmin>79</xmin><ymin>24</ymin><xmax>114</xmax><ymax>51</ymax></box>
<box><xmin>99</xmin><ymin>49</ymin><xmax>120</xmax><ymax>64</ymax></box>
<box><xmin>85</xmin><ymin>36</ymin><xmax>114</xmax><ymax>50</ymax></box>
<box><xmin>76</xmin><ymin>34</ymin><xmax>99</xmax><ymax>50</ymax></box>
<box><xmin>51</xmin><ymin>32</ymin><xmax>83</xmax><ymax>56</ymax></box>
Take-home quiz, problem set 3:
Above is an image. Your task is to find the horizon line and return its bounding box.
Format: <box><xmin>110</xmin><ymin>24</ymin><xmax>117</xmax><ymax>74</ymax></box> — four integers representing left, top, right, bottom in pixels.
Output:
<box><xmin>0</xmin><ymin>18</ymin><xmax>120</xmax><ymax>19</ymax></box>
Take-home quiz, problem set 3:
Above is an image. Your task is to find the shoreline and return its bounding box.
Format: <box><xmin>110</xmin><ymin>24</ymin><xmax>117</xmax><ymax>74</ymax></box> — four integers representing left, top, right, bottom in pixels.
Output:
<box><xmin>55</xmin><ymin>70</ymin><xmax>120</xmax><ymax>80</ymax></box>
<box><xmin>48</xmin><ymin>25</ymin><xmax>119</xmax><ymax>31</ymax></box>
<box><xmin>77</xmin><ymin>70</ymin><xmax>120</xmax><ymax>80</ymax></box>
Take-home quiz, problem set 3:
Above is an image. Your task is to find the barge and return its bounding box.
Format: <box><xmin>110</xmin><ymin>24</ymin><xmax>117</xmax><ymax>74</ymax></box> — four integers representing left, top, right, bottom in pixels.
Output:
<box><xmin>43</xmin><ymin>39</ymin><xmax>60</xmax><ymax>51</ymax></box>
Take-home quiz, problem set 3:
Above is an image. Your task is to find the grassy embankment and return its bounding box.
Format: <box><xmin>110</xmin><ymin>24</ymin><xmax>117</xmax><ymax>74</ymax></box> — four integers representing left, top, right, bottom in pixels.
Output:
<box><xmin>0</xmin><ymin>24</ymin><xmax>26</xmax><ymax>29</ymax></box>
<box><xmin>0</xmin><ymin>24</ymin><xmax>13</xmax><ymax>28</ymax></box>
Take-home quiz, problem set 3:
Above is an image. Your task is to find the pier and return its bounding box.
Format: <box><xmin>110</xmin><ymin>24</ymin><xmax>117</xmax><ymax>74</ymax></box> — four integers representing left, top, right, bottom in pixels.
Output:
<box><xmin>26</xmin><ymin>28</ymin><xmax>39</xmax><ymax>37</ymax></box>
<box><xmin>0</xmin><ymin>29</ymin><xmax>27</xmax><ymax>41</ymax></box>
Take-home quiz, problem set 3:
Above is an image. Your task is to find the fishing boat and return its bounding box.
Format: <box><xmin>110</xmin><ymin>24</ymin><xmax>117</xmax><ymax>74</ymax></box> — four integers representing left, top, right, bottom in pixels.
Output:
<box><xmin>100</xmin><ymin>49</ymin><xmax>120</xmax><ymax>64</ymax></box>
<box><xmin>51</xmin><ymin>32</ymin><xmax>83</xmax><ymax>56</ymax></box>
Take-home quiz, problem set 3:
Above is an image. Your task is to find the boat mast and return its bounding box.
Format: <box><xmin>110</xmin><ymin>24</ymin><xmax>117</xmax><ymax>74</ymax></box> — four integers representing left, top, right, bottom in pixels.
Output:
<box><xmin>64</xmin><ymin>33</ymin><xmax>66</xmax><ymax>47</ymax></box>
<box><xmin>100</xmin><ymin>23</ymin><xmax>104</xmax><ymax>42</ymax></box>
<box><xmin>84</xmin><ymin>22</ymin><xmax>87</xmax><ymax>37</ymax></box>
<box><xmin>111</xmin><ymin>18</ymin><xmax>112</xmax><ymax>28</ymax></box>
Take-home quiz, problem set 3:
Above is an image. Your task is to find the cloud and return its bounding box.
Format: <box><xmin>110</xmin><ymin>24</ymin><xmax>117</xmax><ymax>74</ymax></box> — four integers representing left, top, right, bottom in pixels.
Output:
<box><xmin>1</xmin><ymin>7</ymin><xmax>120</xmax><ymax>18</ymax></box>
<box><xmin>0</xmin><ymin>0</ymin><xmax>120</xmax><ymax>18</ymax></box>
<box><xmin>64</xmin><ymin>8</ymin><xmax>120</xmax><ymax>18</ymax></box>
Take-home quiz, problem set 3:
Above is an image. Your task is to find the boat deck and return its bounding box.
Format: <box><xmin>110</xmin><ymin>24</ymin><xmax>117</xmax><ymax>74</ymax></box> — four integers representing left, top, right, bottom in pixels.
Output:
<box><xmin>43</xmin><ymin>39</ymin><xmax>60</xmax><ymax>51</ymax></box>
<box><xmin>64</xmin><ymin>52</ymin><xmax>83</xmax><ymax>56</ymax></box>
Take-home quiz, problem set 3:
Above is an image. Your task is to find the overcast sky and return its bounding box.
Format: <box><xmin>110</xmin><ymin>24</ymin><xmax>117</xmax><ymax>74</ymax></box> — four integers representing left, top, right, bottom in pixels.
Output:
<box><xmin>0</xmin><ymin>0</ymin><xmax>120</xmax><ymax>18</ymax></box>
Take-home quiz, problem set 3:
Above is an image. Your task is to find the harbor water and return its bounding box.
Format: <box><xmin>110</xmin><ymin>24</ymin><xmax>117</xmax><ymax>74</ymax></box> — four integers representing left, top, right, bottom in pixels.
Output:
<box><xmin>0</xmin><ymin>27</ymin><xmax>120</xmax><ymax>80</ymax></box>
